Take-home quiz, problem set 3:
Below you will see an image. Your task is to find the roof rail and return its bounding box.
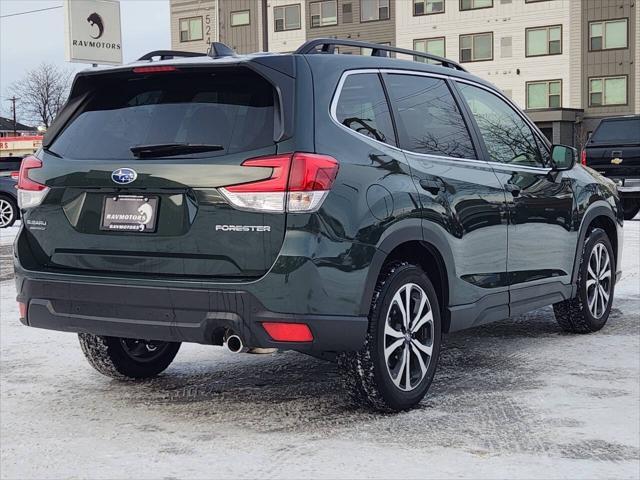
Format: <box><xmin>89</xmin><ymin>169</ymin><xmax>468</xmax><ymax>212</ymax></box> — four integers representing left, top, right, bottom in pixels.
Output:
<box><xmin>295</xmin><ymin>38</ymin><xmax>468</xmax><ymax>72</ymax></box>
<box><xmin>137</xmin><ymin>50</ymin><xmax>207</xmax><ymax>61</ymax></box>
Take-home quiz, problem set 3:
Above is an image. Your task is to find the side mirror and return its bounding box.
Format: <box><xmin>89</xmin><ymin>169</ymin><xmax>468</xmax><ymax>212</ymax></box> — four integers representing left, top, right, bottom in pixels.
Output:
<box><xmin>550</xmin><ymin>144</ymin><xmax>577</xmax><ymax>171</ymax></box>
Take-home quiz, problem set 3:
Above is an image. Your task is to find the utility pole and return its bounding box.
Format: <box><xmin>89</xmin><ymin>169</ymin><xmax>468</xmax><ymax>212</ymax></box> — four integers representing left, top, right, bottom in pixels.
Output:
<box><xmin>7</xmin><ymin>97</ymin><xmax>19</xmax><ymax>136</ymax></box>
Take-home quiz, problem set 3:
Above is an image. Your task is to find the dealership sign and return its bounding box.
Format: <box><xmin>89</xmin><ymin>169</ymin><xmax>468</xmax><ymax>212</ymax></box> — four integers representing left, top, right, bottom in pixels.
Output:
<box><xmin>64</xmin><ymin>0</ymin><xmax>122</xmax><ymax>65</ymax></box>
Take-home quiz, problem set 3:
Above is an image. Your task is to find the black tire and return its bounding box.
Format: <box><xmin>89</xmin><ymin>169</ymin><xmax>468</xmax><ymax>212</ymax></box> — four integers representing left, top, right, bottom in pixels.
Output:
<box><xmin>338</xmin><ymin>262</ymin><xmax>442</xmax><ymax>412</ymax></box>
<box><xmin>622</xmin><ymin>199</ymin><xmax>640</xmax><ymax>221</ymax></box>
<box><xmin>553</xmin><ymin>228</ymin><xmax>615</xmax><ymax>333</ymax></box>
<box><xmin>0</xmin><ymin>194</ymin><xmax>18</xmax><ymax>228</ymax></box>
<box><xmin>78</xmin><ymin>334</ymin><xmax>180</xmax><ymax>379</ymax></box>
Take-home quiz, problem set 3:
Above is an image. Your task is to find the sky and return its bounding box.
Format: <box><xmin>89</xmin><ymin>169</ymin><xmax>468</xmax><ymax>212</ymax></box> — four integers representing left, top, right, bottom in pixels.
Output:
<box><xmin>0</xmin><ymin>0</ymin><xmax>170</xmax><ymax>122</ymax></box>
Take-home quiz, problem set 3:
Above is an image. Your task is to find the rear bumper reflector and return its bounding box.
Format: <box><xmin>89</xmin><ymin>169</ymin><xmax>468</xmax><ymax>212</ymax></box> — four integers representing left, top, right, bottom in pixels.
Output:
<box><xmin>262</xmin><ymin>322</ymin><xmax>314</xmax><ymax>342</ymax></box>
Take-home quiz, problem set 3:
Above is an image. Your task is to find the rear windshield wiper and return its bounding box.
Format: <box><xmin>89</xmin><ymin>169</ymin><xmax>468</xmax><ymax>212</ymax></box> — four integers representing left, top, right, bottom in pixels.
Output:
<box><xmin>130</xmin><ymin>143</ymin><xmax>224</xmax><ymax>158</ymax></box>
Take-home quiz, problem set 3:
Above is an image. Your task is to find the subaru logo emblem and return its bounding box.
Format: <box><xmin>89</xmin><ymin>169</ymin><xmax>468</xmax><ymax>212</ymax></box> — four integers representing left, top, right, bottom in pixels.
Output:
<box><xmin>111</xmin><ymin>168</ymin><xmax>137</xmax><ymax>185</ymax></box>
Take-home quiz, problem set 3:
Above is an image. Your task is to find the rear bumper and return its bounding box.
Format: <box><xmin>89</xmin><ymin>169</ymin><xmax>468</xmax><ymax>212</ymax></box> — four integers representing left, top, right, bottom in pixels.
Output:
<box><xmin>15</xmin><ymin>273</ymin><xmax>368</xmax><ymax>354</ymax></box>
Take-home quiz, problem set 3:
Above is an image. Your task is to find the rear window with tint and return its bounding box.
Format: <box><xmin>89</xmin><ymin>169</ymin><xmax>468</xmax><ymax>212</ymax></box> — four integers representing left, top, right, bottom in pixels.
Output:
<box><xmin>51</xmin><ymin>69</ymin><xmax>276</xmax><ymax>159</ymax></box>
<box><xmin>590</xmin><ymin>118</ymin><xmax>640</xmax><ymax>144</ymax></box>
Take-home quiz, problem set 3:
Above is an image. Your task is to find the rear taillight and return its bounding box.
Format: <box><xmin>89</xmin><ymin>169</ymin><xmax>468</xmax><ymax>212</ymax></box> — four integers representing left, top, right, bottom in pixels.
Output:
<box><xmin>18</xmin><ymin>302</ymin><xmax>27</xmax><ymax>320</ymax></box>
<box><xmin>581</xmin><ymin>150</ymin><xmax>587</xmax><ymax>166</ymax></box>
<box><xmin>17</xmin><ymin>155</ymin><xmax>49</xmax><ymax>209</ymax></box>
<box><xmin>219</xmin><ymin>152</ymin><xmax>339</xmax><ymax>213</ymax></box>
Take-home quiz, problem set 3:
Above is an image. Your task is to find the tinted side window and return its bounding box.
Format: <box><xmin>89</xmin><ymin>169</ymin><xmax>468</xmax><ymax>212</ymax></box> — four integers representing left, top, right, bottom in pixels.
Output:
<box><xmin>335</xmin><ymin>73</ymin><xmax>396</xmax><ymax>146</ymax></box>
<box><xmin>385</xmin><ymin>74</ymin><xmax>476</xmax><ymax>159</ymax></box>
<box><xmin>458</xmin><ymin>83</ymin><xmax>545</xmax><ymax>167</ymax></box>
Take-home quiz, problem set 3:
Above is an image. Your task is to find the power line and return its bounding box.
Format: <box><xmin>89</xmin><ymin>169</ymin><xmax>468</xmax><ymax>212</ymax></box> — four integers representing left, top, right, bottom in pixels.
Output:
<box><xmin>0</xmin><ymin>5</ymin><xmax>62</xmax><ymax>19</ymax></box>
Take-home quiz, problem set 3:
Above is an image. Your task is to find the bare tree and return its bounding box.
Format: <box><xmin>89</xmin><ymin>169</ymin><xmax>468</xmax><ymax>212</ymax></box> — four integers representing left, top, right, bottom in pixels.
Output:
<box><xmin>10</xmin><ymin>63</ymin><xmax>73</xmax><ymax>129</ymax></box>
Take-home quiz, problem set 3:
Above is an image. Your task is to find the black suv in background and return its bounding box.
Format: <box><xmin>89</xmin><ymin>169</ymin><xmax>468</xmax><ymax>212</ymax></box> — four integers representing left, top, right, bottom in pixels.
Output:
<box><xmin>583</xmin><ymin>115</ymin><xmax>640</xmax><ymax>220</ymax></box>
<box><xmin>14</xmin><ymin>40</ymin><xmax>623</xmax><ymax>411</ymax></box>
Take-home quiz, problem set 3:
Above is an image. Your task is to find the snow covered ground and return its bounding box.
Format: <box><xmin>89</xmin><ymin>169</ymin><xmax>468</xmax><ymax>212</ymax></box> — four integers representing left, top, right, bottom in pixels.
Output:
<box><xmin>0</xmin><ymin>221</ymin><xmax>638</xmax><ymax>479</ymax></box>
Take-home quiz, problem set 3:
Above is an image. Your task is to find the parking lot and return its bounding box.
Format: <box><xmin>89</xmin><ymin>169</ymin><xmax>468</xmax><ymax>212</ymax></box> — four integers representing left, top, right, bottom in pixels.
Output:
<box><xmin>1</xmin><ymin>221</ymin><xmax>638</xmax><ymax>479</ymax></box>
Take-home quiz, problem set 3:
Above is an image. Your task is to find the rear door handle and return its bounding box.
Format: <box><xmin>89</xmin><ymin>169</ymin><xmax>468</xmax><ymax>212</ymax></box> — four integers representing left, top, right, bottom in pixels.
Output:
<box><xmin>505</xmin><ymin>183</ymin><xmax>521</xmax><ymax>197</ymax></box>
<box><xmin>419</xmin><ymin>177</ymin><xmax>445</xmax><ymax>195</ymax></box>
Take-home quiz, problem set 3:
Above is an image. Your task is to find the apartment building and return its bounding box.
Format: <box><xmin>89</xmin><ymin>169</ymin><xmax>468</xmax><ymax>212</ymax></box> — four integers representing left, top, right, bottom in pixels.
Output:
<box><xmin>170</xmin><ymin>0</ymin><xmax>639</xmax><ymax>145</ymax></box>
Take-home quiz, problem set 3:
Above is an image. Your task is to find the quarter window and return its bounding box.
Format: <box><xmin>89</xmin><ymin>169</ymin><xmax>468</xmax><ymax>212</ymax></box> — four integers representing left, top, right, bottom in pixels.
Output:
<box><xmin>179</xmin><ymin>17</ymin><xmax>203</xmax><ymax>42</ymax></box>
<box><xmin>361</xmin><ymin>0</ymin><xmax>389</xmax><ymax>21</ymax></box>
<box><xmin>460</xmin><ymin>0</ymin><xmax>493</xmax><ymax>11</ymax></box>
<box><xmin>413</xmin><ymin>37</ymin><xmax>445</xmax><ymax>62</ymax></box>
<box><xmin>526</xmin><ymin>80</ymin><xmax>562</xmax><ymax>109</ymax></box>
<box><xmin>458</xmin><ymin>83</ymin><xmax>545</xmax><ymax>167</ymax></box>
<box><xmin>460</xmin><ymin>33</ymin><xmax>493</xmax><ymax>62</ymax></box>
<box><xmin>589</xmin><ymin>77</ymin><xmax>627</xmax><ymax>106</ymax></box>
<box><xmin>335</xmin><ymin>74</ymin><xmax>396</xmax><ymax>146</ymax></box>
<box><xmin>413</xmin><ymin>0</ymin><xmax>444</xmax><ymax>15</ymax></box>
<box><xmin>590</xmin><ymin>19</ymin><xmax>627</xmax><ymax>50</ymax></box>
<box><xmin>310</xmin><ymin>0</ymin><xmax>337</xmax><ymax>27</ymax></box>
<box><xmin>230</xmin><ymin>10</ymin><xmax>250</xmax><ymax>27</ymax></box>
<box><xmin>386</xmin><ymin>75</ymin><xmax>476</xmax><ymax>159</ymax></box>
<box><xmin>526</xmin><ymin>25</ymin><xmax>562</xmax><ymax>56</ymax></box>
<box><xmin>274</xmin><ymin>4</ymin><xmax>301</xmax><ymax>31</ymax></box>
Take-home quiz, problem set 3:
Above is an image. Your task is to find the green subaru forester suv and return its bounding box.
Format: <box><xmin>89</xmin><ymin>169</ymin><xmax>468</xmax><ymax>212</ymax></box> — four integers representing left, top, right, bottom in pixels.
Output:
<box><xmin>14</xmin><ymin>40</ymin><xmax>623</xmax><ymax>411</ymax></box>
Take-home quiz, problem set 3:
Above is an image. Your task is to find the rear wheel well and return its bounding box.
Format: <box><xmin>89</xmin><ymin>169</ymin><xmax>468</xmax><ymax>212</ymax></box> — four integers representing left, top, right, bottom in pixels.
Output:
<box><xmin>586</xmin><ymin>215</ymin><xmax>618</xmax><ymax>261</ymax></box>
<box><xmin>382</xmin><ymin>241</ymin><xmax>450</xmax><ymax>332</ymax></box>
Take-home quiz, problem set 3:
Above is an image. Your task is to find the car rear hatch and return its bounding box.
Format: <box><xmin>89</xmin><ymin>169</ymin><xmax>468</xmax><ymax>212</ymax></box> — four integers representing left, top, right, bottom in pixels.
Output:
<box><xmin>22</xmin><ymin>63</ymin><xmax>295</xmax><ymax>280</ymax></box>
<box><xmin>585</xmin><ymin>117</ymin><xmax>640</xmax><ymax>178</ymax></box>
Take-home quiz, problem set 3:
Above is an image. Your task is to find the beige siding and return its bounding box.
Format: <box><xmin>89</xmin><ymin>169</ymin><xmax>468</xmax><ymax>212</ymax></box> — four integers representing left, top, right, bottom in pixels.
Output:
<box><xmin>304</xmin><ymin>0</ymin><xmax>396</xmax><ymax>54</ymax></box>
<box><xmin>170</xmin><ymin>0</ymin><xmax>217</xmax><ymax>54</ymax></box>
<box><xmin>219</xmin><ymin>0</ymin><xmax>263</xmax><ymax>53</ymax></box>
<box><xmin>268</xmin><ymin>1</ymin><xmax>307</xmax><ymax>52</ymax></box>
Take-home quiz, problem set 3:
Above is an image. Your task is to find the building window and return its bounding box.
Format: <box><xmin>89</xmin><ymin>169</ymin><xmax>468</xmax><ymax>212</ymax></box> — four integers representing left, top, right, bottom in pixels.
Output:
<box><xmin>310</xmin><ymin>0</ymin><xmax>337</xmax><ymax>27</ymax></box>
<box><xmin>342</xmin><ymin>3</ymin><xmax>353</xmax><ymax>23</ymax></box>
<box><xmin>500</xmin><ymin>36</ymin><xmax>512</xmax><ymax>57</ymax></box>
<box><xmin>460</xmin><ymin>0</ymin><xmax>493</xmax><ymax>11</ymax></box>
<box><xmin>179</xmin><ymin>17</ymin><xmax>203</xmax><ymax>42</ymax></box>
<box><xmin>274</xmin><ymin>4</ymin><xmax>301</xmax><ymax>31</ymax></box>
<box><xmin>230</xmin><ymin>10</ymin><xmax>250</xmax><ymax>27</ymax></box>
<box><xmin>526</xmin><ymin>25</ymin><xmax>561</xmax><ymax>56</ymax></box>
<box><xmin>414</xmin><ymin>37</ymin><xmax>445</xmax><ymax>62</ymax></box>
<box><xmin>589</xmin><ymin>77</ymin><xmax>627</xmax><ymax>106</ymax></box>
<box><xmin>526</xmin><ymin>80</ymin><xmax>562</xmax><ymax>109</ymax></box>
<box><xmin>413</xmin><ymin>0</ymin><xmax>444</xmax><ymax>15</ymax></box>
<box><xmin>590</xmin><ymin>19</ymin><xmax>628</xmax><ymax>51</ymax></box>
<box><xmin>460</xmin><ymin>33</ymin><xmax>493</xmax><ymax>62</ymax></box>
<box><xmin>361</xmin><ymin>0</ymin><xmax>389</xmax><ymax>22</ymax></box>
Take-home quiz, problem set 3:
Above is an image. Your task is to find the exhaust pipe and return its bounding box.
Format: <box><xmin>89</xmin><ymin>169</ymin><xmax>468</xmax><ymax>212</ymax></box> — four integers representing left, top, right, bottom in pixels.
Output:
<box><xmin>224</xmin><ymin>330</ymin><xmax>248</xmax><ymax>353</ymax></box>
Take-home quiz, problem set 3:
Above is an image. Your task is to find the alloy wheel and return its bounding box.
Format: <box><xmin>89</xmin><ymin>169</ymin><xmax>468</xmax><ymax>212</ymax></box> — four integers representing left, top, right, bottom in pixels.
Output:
<box><xmin>383</xmin><ymin>282</ymin><xmax>434</xmax><ymax>392</ymax></box>
<box><xmin>0</xmin><ymin>199</ymin><xmax>14</xmax><ymax>228</ymax></box>
<box><xmin>586</xmin><ymin>242</ymin><xmax>611</xmax><ymax>319</ymax></box>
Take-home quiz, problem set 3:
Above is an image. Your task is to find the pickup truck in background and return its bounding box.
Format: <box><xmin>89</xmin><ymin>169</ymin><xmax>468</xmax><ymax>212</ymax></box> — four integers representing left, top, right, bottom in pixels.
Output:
<box><xmin>583</xmin><ymin>115</ymin><xmax>640</xmax><ymax>220</ymax></box>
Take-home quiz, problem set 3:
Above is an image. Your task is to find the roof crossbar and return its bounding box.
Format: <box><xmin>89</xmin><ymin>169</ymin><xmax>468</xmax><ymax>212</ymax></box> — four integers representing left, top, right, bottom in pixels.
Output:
<box><xmin>295</xmin><ymin>38</ymin><xmax>468</xmax><ymax>72</ymax></box>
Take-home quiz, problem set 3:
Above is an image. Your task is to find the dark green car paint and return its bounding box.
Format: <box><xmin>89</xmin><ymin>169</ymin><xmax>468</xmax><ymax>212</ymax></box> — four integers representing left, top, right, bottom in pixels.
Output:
<box><xmin>15</xmin><ymin>52</ymin><xmax>623</xmax><ymax>353</ymax></box>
